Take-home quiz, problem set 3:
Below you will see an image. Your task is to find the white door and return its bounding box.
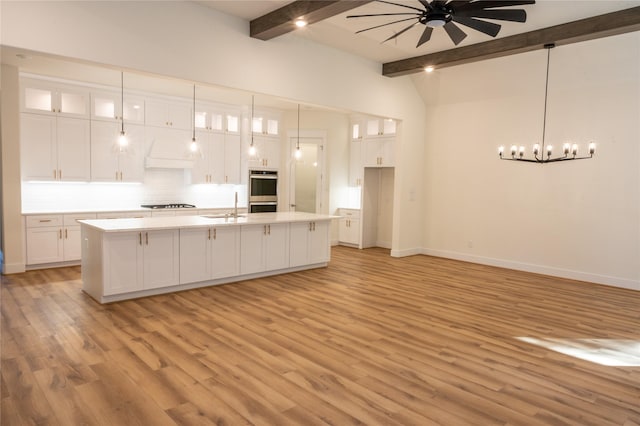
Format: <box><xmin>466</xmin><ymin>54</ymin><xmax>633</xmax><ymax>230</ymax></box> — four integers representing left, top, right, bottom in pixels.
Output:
<box><xmin>21</xmin><ymin>113</ymin><xmax>57</xmax><ymax>181</ymax></box>
<box><xmin>240</xmin><ymin>225</ymin><xmax>265</xmax><ymax>274</ymax></box>
<box><xmin>289</xmin><ymin>134</ymin><xmax>326</xmax><ymax>213</ymax></box>
<box><xmin>211</xmin><ymin>226</ymin><xmax>240</xmax><ymax>279</ymax></box>
<box><xmin>264</xmin><ymin>223</ymin><xmax>289</xmax><ymax>270</ymax></box>
<box><xmin>104</xmin><ymin>232</ymin><xmax>143</xmax><ymax>296</ymax></box>
<box><xmin>56</xmin><ymin>117</ymin><xmax>90</xmax><ymax>181</ymax></box>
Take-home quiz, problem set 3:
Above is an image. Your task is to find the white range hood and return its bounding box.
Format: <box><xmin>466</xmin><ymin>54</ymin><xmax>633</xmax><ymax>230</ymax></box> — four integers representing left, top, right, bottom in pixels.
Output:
<box><xmin>145</xmin><ymin>130</ymin><xmax>195</xmax><ymax>169</ymax></box>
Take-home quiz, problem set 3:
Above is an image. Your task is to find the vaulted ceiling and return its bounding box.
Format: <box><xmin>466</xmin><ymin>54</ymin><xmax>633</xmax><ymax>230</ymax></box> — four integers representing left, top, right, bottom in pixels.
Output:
<box><xmin>199</xmin><ymin>0</ymin><xmax>640</xmax><ymax>76</ymax></box>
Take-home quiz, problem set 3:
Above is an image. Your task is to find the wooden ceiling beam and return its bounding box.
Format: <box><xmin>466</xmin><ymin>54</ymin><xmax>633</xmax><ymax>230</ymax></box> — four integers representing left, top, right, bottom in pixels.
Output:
<box><xmin>250</xmin><ymin>0</ymin><xmax>373</xmax><ymax>41</ymax></box>
<box><xmin>383</xmin><ymin>6</ymin><xmax>640</xmax><ymax>77</ymax></box>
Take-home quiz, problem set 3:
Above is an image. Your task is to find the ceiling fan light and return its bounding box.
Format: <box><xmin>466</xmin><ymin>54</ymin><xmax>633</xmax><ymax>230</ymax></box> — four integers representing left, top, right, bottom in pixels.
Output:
<box><xmin>426</xmin><ymin>19</ymin><xmax>446</xmax><ymax>28</ymax></box>
<box><xmin>295</xmin><ymin>18</ymin><xmax>307</xmax><ymax>28</ymax></box>
<box><xmin>424</xmin><ymin>65</ymin><xmax>435</xmax><ymax>73</ymax></box>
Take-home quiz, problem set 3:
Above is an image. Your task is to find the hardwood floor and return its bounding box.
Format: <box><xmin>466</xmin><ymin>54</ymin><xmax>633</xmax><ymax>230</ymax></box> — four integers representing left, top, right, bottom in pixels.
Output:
<box><xmin>2</xmin><ymin>246</ymin><xmax>639</xmax><ymax>425</ymax></box>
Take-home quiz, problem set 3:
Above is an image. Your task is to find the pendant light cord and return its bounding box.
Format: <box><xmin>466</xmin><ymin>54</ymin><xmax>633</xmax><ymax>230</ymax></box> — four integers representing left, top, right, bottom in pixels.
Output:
<box><xmin>541</xmin><ymin>44</ymin><xmax>554</xmax><ymax>154</ymax></box>
<box><xmin>251</xmin><ymin>95</ymin><xmax>254</xmax><ymax>147</ymax></box>
<box><xmin>297</xmin><ymin>104</ymin><xmax>300</xmax><ymax>150</ymax></box>
<box><xmin>192</xmin><ymin>84</ymin><xmax>196</xmax><ymax>141</ymax></box>
<box><xmin>120</xmin><ymin>71</ymin><xmax>124</xmax><ymax>134</ymax></box>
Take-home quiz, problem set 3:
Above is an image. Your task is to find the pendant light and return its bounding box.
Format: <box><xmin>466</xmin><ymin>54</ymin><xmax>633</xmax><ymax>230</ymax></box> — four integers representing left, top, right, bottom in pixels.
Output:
<box><xmin>294</xmin><ymin>104</ymin><xmax>302</xmax><ymax>159</ymax></box>
<box><xmin>190</xmin><ymin>84</ymin><xmax>198</xmax><ymax>153</ymax></box>
<box><xmin>498</xmin><ymin>44</ymin><xmax>596</xmax><ymax>163</ymax></box>
<box><xmin>117</xmin><ymin>71</ymin><xmax>128</xmax><ymax>151</ymax></box>
<box><xmin>248</xmin><ymin>95</ymin><xmax>257</xmax><ymax>157</ymax></box>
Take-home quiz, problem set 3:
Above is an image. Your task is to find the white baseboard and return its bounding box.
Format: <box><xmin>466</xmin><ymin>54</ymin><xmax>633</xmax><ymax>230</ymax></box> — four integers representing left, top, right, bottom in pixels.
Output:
<box><xmin>390</xmin><ymin>247</ymin><xmax>423</xmax><ymax>257</ymax></box>
<box><xmin>420</xmin><ymin>248</ymin><xmax>640</xmax><ymax>291</ymax></box>
<box><xmin>2</xmin><ymin>262</ymin><xmax>26</xmax><ymax>274</ymax></box>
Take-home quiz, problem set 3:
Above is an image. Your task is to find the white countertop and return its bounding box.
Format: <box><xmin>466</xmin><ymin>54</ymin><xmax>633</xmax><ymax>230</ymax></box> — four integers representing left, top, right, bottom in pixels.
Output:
<box><xmin>79</xmin><ymin>212</ymin><xmax>338</xmax><ymax>232</ymax></box>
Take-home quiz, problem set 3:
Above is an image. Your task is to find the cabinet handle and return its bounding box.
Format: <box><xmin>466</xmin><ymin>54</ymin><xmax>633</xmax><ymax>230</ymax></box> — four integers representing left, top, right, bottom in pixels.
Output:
<box><xmin>65</xmin><ymin>229</ymin><xmax>68</xmax><ymax>239</ymax></box>
<box><xmin>213</xmin><ymin>228</ymin><xmax>217</xmax><ymax>240</ymax></box>
<box><xmin>313</xmin><ymin>222</ymin><xmax>316</xmax><ymax>231</ymax></box>
<box><xmin>39</xmin><ymin>219</ymin><xmax>52</xmax><ymax>223</ymax></box>
<box><xmin>268</xmin><ymin>224</ymin><xmax>271</xmax><ymax>235</ymax></box>
<box><xmin>139</xmin><ymin>232</ymin><xmax>142</xmax><ymax>245</ymax></box>
<box><xmin>59</xmin><ymin>229</ymin><xmax>63</xmax><ymax>239</ymax></box>
<box><xmin>145</xmin><ymin>232</ymin><xmax>149</xmax><ymax>245</ymax></box>
<box><xmin>58</xmin><ymin>170</ymin><xmax>62</xmax><ymax>179</ymax></box>
<box><xmin>119</xmin><ymin>172</ymin><xmax>123</xmax><ymax>181</ymax></box>
<box><xmin>263</xmin><ymin>225</ymin><xmax>267</xmax><ymax>235</ymax></box>
<box><xmin>208</xmin><ymin>228</ymin><xmax>211</xmax><ymax>240</ymax></box>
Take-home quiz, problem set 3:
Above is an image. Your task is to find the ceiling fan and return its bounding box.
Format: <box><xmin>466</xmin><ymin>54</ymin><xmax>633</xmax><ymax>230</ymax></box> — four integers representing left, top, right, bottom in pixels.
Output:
<box><xmin>347</xmin><ymin>0</ymin><xmax>535</xmax><ymax>47</ymax></box>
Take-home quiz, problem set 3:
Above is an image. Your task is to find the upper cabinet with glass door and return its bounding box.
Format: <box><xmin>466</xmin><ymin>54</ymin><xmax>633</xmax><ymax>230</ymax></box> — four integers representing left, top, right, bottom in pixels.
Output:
<box><xmin>21</xmin><ymin>78</ymin><xmax>90</xmax><ymax>118</ymax></box>
<box><xmin>91</xmin><ymin>90</ymin><xmax>145</xmax><ymax>124</ymax></box>
<box><xmin>195</xmin><ymin>102</ymin><xmax>240</xmax><ymax>135</ymax></box>
<box><xmin>252</xmin><ymin>109</ymin><xmax>280</xmax><ymax>138</ymax></box>
<box><xmin>366</xmin><ymin>117</ymin><xmax>396</xmax><ymax>138</ymax></box>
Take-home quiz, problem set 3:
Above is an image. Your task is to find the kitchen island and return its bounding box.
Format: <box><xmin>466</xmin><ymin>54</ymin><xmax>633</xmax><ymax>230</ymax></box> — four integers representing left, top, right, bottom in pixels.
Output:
<box><xmin>79</xmin><ymin>212</ymin><xmax>336</xmax><ymax>303</ymax></box>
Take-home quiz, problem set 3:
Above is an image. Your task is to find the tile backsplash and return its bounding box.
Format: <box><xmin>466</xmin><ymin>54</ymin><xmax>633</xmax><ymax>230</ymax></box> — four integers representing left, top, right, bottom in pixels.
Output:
<box><xmin>22</xmin><ymin>169</ymin><xmax>247</xmax><ymax>212</ymax></box>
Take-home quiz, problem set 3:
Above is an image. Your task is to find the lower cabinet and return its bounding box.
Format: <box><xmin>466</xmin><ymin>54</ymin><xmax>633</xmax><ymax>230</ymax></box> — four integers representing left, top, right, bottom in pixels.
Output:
<box><xmin>103</xmin><ymin>229</ymin><xmax>179</xmax><ymax>296</ymax></box>
<box><xmin>179</xmin><ymin>226</ymin><xmax>240</xmax><ymax>284</ymax></box>
<box><xmin>25</xmin><ymin>213</ymin><xmax>96</xmax><ymax>265</ymax></box>
<box><xmin>338</xmin><ymin>208</ymin><xmax>361</xmax><ymax>246</ymax></box>
<box><xmin>289</xmin><ymin>221</ymin><xmax>330</xmax><ymax>267</ymax></box>
<box><xmin>240</xmin><ymin>223</ymin><xmax>289</xmax><ymax>275</ymax></box>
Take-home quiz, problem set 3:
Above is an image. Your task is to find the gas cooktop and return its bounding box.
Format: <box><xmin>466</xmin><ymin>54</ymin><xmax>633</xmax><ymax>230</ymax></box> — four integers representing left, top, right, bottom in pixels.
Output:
<box><xmin>140</xmin><ymin>203</ymin><xmax>196</xmax><ymax>209</ymax></box>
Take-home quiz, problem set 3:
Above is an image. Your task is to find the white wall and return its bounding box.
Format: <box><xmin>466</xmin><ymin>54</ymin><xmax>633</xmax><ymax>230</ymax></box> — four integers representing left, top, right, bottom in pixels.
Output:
<box><xmin>413</xmin><ymin>33</ymin><xmax>640</xmax><ymax>290</ymax></box>
<box><xmin>0</xmin><ymin>0</ymin><xmax>426</xmax><ymax>270</ymax></box>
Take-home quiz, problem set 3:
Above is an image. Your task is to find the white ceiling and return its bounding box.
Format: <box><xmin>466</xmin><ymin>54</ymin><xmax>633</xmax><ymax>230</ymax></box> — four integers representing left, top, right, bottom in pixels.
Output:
<box><xmin>199</xmin><ymin>0</ymin><xmax>640</xmax><ymax>63</ymax></box>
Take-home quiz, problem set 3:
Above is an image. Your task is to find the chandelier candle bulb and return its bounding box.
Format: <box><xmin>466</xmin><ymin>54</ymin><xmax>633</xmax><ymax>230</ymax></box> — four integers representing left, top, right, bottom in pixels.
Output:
<box><xmin>519</xmin><ymin>146</ymin><xmax>525</xmax><ymax>158</ymax></box>
<box><xmin>572</xmin><ymin>144</ymin><xmax>578</xmax><ymax>156</ymax></box>
<box><xmin>498</xmin><ymin>146</ymin><xmax>504</xmax><ymax>156</ymax></box>
<box><xmin>510</xmin><ymin>145</ymin><xmax>518</xmax><ymax>156</ymax></box>
<box><xmin>546</xmin><ymin>145</ymin><xmax>553</xmax><ymax>157</ymax></box>
<box><xmin>563</xmin><ymin>143</ymin><xmax>571</xmax><ymax>155</ymax></box>
<box><xmin>533</xmin><ymin>143</ymin><xmax>540</xmax><ymax>156</ymax></box>
<box><xmin>589</xmin><ymin>143</ymin><xmax>596</xmax><ymax>155</ymax></box>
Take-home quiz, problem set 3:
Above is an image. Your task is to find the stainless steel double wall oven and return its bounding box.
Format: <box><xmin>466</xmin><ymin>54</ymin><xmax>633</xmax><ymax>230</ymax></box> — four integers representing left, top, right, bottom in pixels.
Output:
<box><xmin>248</xmin><ymin>170</ymin><xmax>278</xmax><ymax>213</ymax></box>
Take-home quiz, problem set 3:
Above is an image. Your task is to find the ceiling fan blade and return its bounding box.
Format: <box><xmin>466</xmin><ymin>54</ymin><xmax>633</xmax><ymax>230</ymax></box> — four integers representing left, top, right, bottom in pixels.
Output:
<box><xmin>416</xmin><ymin>26</ymin><xmax>433</xmax><ymax>47</ymax></box>
<box><xmin>454</xmin><ymin>0</ymin><xmax>535</xmax><ymax>12</ymax></box>
<box><xmin>446</xmin><ymin>0</ymin><xmax>473</xmax><ymax>9</ymax></box>
<box><xmin>456</xmin><ymin>9</ymin><xmax>527</xmax><ymax>22</ymax></box>
<box><xmin>355</xmin><ymin>17</ymin><xmax>419</xmax><ymax>34</ymax></box>
<box><xmin>418</xmin><ymin>0</ymin><xmax>433</xmax><ymax>11</ymax></box>
<box><xmin>374</xmin><ymin>0</ymin><xmax>425</xmax><ymax>13</ymax></box>
<box><xmin>383</xmin><ymin>21</ymin><xmax>419</xmax><ymax>43</ymax></box>
<box><xmin>452</xmin><ymin>15</ymin><xmax>501</xmax><ymax>37</ymax></box>
<box><xmin>347</xmin><ymin>12</ymin><xmax>422</xmax><ymax>18</ymax></box>
<box><xmin>443</xmin><ymin>21</ymin><xmax>467</xmax><ymax>45</ymax></box>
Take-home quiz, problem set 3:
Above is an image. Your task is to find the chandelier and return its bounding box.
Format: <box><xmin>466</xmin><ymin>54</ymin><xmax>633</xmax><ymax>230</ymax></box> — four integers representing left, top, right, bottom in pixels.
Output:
<box><xmin>499</xmin><ymin>44</ymin><xmax>596</xmax><ymax>163</ymax></box>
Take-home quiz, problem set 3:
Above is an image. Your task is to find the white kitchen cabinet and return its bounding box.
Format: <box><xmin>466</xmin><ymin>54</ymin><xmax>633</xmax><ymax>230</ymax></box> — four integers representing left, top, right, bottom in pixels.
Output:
<box><xmin>289</xmin><ymin>221</ymin><xmax>330</xmax><ymax>267</ymax></box>
<box><xmin>21</xmin><ymin>78</ymin><xmax>89</xmax><ymax>118</ymax></box>
<box><xmin>25</xmin><ymin>216</ymin><xmax>64</xmax><ymax>264</ymax></box>
<box><xmin>363</xmin><ymin>136</ymin><xmax>395</xmax><ymax>167</ymax></box>
<box><xmin>366</xmin><ymin>117</ymin><xmax>396</xmax><ymax>137</ymax></box>
<box><xmin>180</xmin><ymin>226</ymin><xmax>240</xmax><ymax>284</ymax></box>
<box><xmin>145</xmin><ymin>98</ymin><xmax>192</xmax><ymax>130</ymax></box>
<box><xmin>350</xmin><ymin>139</ymin><xmax>363</xmax><ymax>187</ymax></box>
<box><xmin>338</xmin><ymin>208</ymin><xmax>361</xmax><ymax>246</ymax></box>
<box><xmin>91</xmin><ymin>121</ymin><xmax>144</xmax><ymax>182</ymax></box>
<box><xmin>21</xmin><ymin>113</ymin><xmax>90</xmax><ymax>181</ymax></box>
<box><xmin>24</xmin><ymin>213</ymin><xmax>96</xmax><ymax>265</ymax></box>
<box><xmin>91</xmin><ymin>90</ymin><xmax>145</xmax><ymax>123</ymax></box>
<box><xmin>195</xmin><ymin>104</ymin><xmax>240</xmax><ymax>135</ymax></box>
<box><xmin>103</xmin><ymin>229</ymin><xmax>179</xmax><ymax>295</ymax></box>
<box><xmin>63</xmin><ymin>213</ymin><xmax>97</xmax><ymax>261</ymax></box>
<box><xmin>192</xmin><ymin>131</ymin><xmax>241</xmax><ymax>184</ymax></box>
<box><xmin>252</xmin><ymin>109</ymin><xmax>280</xmax><ymax>137</ymax></box>
<box><xmin>247</xmin><ymin>135</ymin><xmax>280</xmax><ymax>169</ymax></box>
<box><xmin>240</xmin><ymin>222</ymin><xmax>289</xmax><ymax>274</ymax></box>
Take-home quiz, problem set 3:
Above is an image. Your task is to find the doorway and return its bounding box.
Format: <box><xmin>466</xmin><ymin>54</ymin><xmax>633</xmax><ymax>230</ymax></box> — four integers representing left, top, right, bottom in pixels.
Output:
<box><xmin>289</xmin><ymin>132</ymin><xmax>326</xmax><ymax>213</ymax></box>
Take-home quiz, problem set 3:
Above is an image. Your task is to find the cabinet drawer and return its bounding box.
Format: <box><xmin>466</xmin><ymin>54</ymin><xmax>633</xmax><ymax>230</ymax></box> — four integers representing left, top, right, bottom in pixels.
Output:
<box><xmin>25</xmin><ymin>215</ymin><xmax>63</xmax><ymax>228</ymax></box>
<box><xmin>338</xmin><ymin>208</ymin><xmax>361</xmax><ymax>219</ymax></box>
<box><xmin>64</xmin><ymin>213</ymin><xmax>97</xmax><ymax>225</ymax></box>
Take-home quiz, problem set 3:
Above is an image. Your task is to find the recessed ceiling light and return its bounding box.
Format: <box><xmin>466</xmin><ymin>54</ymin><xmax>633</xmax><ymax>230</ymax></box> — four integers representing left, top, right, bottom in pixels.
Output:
<box><xmin>295</xmin><ymin>18</ymin><xmax>307</xmax><ymax>28</ymax></box>
<box><xmin>424</xmin><ymin>66</ymin><xmax>435</xmax><ymax>73</ymax></box>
